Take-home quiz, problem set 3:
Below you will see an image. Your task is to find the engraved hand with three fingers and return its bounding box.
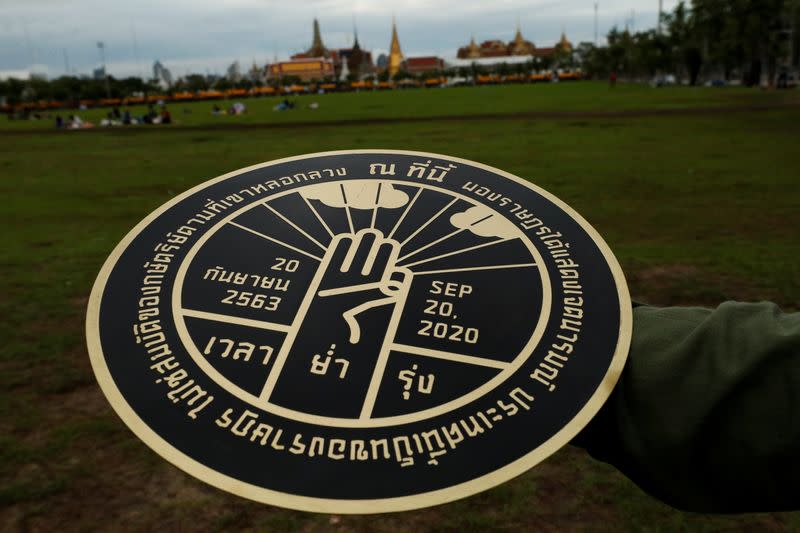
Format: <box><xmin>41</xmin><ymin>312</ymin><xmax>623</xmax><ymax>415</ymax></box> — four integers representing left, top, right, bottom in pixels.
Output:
<box><xmin>316</xmin><ymin>229</ymin><xmax>412</xmax><ymax>344</ymax></box>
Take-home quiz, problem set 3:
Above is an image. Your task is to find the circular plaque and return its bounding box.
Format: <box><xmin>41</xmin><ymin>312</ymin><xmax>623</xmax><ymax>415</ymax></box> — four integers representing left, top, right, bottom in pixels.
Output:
<box><xmin>87</xmin><ymin>150</ymin><xmax>631</xmax><ymax>513</ymax></box>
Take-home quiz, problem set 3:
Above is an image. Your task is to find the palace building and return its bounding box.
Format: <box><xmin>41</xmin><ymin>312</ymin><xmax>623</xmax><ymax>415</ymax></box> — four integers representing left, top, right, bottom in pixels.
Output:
<box><xmin>403</xmin><ymin>56</ymin><xmax>445</xmax><ymax>75</ymax></box>
<box><xmin>264</xmin><ymin>18</ymin><xmax>574</xmax><ymax>83</ymax></box>
<box><xmin>267</xmin><ymin>58</ymin><xmax>334</xmax><ymax>82</ymax></box>
<box><xmin>267</xmin><ymin>18</ymin><xmax>335</xmax><ymax>81</ymax></box>
<box><xmin>334</xmin><ymin>32</ymin><xmax>375</xmax><ymax>79</ymax></box>
<box><xmin>457</xmin><ymin>26</ymin><xmax>572</xmax><ymax>60</ymax></box>
<box><xmin>288</xmin><ymin>19</ymin><xmax>374</xmax><ymax>80</ymax></box>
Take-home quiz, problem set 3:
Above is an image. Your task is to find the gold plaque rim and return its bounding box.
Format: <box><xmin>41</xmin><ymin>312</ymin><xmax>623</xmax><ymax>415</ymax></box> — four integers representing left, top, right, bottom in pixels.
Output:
<box><xmin>86</xmin><ymin>149</ymin><xmax>632</xmax><ymax>514</ymax></box>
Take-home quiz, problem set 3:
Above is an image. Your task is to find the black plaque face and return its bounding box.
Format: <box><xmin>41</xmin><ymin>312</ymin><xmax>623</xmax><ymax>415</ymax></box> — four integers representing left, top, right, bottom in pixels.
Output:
<box><xmin>87</xmin><ymin>150</ymin><xmax>631</xmax><ymax>513</ymax></box>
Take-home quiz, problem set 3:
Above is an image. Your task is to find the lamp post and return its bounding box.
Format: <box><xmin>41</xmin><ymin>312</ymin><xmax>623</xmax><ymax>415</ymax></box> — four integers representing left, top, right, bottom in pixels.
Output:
<box><xmin>97</xmin><ymin>41</ymin><xmax>111</xmax><ymax>98</ymax></box>
<box><xmin>594</xmin><ymin>3</ymin><xmax>599</xmax><ymax>46</ymax></box>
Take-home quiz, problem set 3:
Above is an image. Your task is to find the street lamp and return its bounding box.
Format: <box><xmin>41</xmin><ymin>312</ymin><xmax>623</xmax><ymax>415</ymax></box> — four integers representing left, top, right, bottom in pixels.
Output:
<box><xmin>97</xmin><ymin>41</ymin><xmax>111</xmax><ymax>98</ymax></box>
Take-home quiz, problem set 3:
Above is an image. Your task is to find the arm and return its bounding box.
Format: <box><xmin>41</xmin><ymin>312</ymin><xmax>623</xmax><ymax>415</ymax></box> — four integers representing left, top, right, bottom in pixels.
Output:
<box><xmin>573</xmin><ymin>301</ymin><xmax>800</xmax><ymax>512</ymax></box>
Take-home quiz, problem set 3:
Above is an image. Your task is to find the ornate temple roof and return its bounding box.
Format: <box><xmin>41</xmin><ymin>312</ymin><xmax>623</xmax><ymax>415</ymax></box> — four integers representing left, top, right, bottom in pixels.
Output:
<box><xmin>557</xmin><ymin>31</ymin><xmax>573</xmax><ymax>53</ymax></box>
<box><xmin>466</xmin><ymin>36</ymin><xmax>481</xmax><ymax>59</ymax></box>
<box><xmin>509</xmin><ymin>24</ymin><xmax>536</xmax><ymax>55</ymax></box>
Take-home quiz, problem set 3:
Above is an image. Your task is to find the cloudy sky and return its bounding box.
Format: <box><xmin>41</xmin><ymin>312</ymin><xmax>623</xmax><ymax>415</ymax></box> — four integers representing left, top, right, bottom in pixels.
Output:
<box><xmin>1</xmin><ymin>0</ymin><xmax>679</xmax><ymax>79</ymax></box>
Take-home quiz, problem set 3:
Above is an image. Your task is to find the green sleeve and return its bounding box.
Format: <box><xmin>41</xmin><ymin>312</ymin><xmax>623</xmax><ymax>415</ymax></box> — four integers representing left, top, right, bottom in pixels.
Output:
<box><xmin>572</xmin><ymin>301</ymin><xmax>800</xmax><ymax>512</ymax></box>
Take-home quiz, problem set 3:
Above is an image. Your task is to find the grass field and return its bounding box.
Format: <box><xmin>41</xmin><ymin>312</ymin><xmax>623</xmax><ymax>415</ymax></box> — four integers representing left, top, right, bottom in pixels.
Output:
<box><xmin>4</xmin><ymin>82</ymin><xmax>800</xmax><ymax>130</ymax></box>
<box><xmin>2</xmin><ymin>82</ymin><xmax>800</xmax><ymax>531</ymax></box>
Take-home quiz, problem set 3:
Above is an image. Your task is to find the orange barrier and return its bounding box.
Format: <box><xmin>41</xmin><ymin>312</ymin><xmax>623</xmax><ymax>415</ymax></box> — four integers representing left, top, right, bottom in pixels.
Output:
<box><xmin>283</xmin><ymin>84</ymin><xmax>306</xmax><ymax>93</ymax></box>
<box><xmin>476</xmin><ymin>74</ymin><xmax>501</xmax><ymax>84</ymax></box>
<box><xmin>350</xmin><ymin>80</ymin><xmax>375</xmax><ymax>89</ymax></box>
<box><xmin>197</xmin><ymin>90</ymin><xmax>224</xmax><ymax>100</ymax></box>
<box><xmin>11</xmin><ymin>100</ymin><xmax>65</xmax><ymax>110</ymax></box>
<box><xmin>224</xmin><ymin>88</ymin><xmax>248</xmax><ymax>97</ymax></box>
<box><xmin>397</xmin><ymin>79</ymin><xmax>420</xmax><ymax>87</ymax></box>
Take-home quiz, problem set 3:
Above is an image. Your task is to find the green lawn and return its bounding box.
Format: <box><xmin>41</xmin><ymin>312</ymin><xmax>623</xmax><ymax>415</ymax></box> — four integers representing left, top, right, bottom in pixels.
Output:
<box><xmin>2</xmin><ymin>83</ymin><xmax>799</xmax><ymax>531</ymax></box>
<box><xmin>4</xmin><ymin>81</ymin><xmax>800</xmax><ymax>130</ymax></box>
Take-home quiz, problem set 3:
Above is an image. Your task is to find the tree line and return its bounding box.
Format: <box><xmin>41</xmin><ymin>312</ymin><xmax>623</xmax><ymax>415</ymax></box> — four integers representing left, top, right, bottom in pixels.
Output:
<box><xmin>583</xmin><ymin>0</ymin><xmax>800</xmax><ymax>85</ymax></box>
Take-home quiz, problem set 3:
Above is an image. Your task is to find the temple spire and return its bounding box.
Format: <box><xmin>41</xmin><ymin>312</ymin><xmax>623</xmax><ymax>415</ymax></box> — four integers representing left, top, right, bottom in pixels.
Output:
<box><xmin>352</xmin><ymin>15</ymin><xmax>360</xmax><ymax>48</ymax></box>
<box><xmin>388</xmin><ymin>16</ymin><xmax>404</xmax><ymax>77</ymax></box>
<box><xmin>557</xmin><ymin>29</ymin><xmax>573</xmax><ymax>53</ymax></box>
<box><xmin>513</xmin><ymin>22</ymin><xmax>524</xmax><ymax>45</ymax></box>
<box><xmin>510</xmin><ymin>20</ymin><xmax>533</xmax><ymax>54</ymax></box>
<box><xmin>309</xmin><ymin>18</ymin><xmax>328</xmax><ymax>57</ymax></box>
<box><xmin>467</xmin><ymin>35</ymin><xmax>480</xmax><ymax>59</ymax></box>
<box><xmin>349</xmin><ymin>20</ymin><xmax>365</xmax><ymax>79</ymax></box>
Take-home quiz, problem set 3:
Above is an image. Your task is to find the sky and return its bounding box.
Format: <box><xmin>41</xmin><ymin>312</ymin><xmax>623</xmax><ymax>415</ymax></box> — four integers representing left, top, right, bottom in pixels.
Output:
<box><xmin>0</xmin><ymin>0</ymin><xmax>680</xmax><ymax>80</ymax></box>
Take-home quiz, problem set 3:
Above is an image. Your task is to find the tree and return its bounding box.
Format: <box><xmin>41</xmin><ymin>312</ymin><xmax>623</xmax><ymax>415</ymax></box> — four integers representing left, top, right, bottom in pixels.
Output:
<box><xmin>657</xmin><ymin>2</ymin><xmax>702</xmax><ymax>83</ymax></box>
<box><xmin>531</xmin><ymin>55</ymin><xmax>552</xmax><ymax>73</ymax></box>
<box><xmin>392</xmin><ymin>69</ymin><xmax>410</xmax><ymax>82</ymax></box>
<box><xmin>793</xmin><ymin>0</ymin><xmax>800</xmax><ymax>69</ymax></box>
<box><xmin>574</xmin><ymin>43</ymin><xmax>596</xmax><ymax>68</ymax></box>
<box><xmin>554</xmin><ymin>46</ymin><xmax>576</xmax><ymax>69</ymax></box>
<box><xmin>213</xmin><ymin>77</ymin><xmax>233</xmax><ymax>91</ymax></box>
<box><xmin>512</xmin><ymin>61</ymin><xmax>529</xmax><ymax>77</ymax></box>
<box><xmin>606</xmin><ymin>27</ymin><xmax>631</xmax><ymax>73</ymax></box>
<box><xmin>0</xmin><ymin>78</ymin><xmax>28</xmax><ymax>105</ymax></box>
<box><xmin>182</xmin><ymin>74</ymin><xmax>210</xmax><ymax>92</ymax></box>
<box><xmin>692</xmin><ymin>0</ymin><xmax>791</xmax><ymax>86</ymax></box>
<box><xmin>573</xmin><ymin>0</ymin><xmax>795</xmax><ymax>85</ymax></box>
